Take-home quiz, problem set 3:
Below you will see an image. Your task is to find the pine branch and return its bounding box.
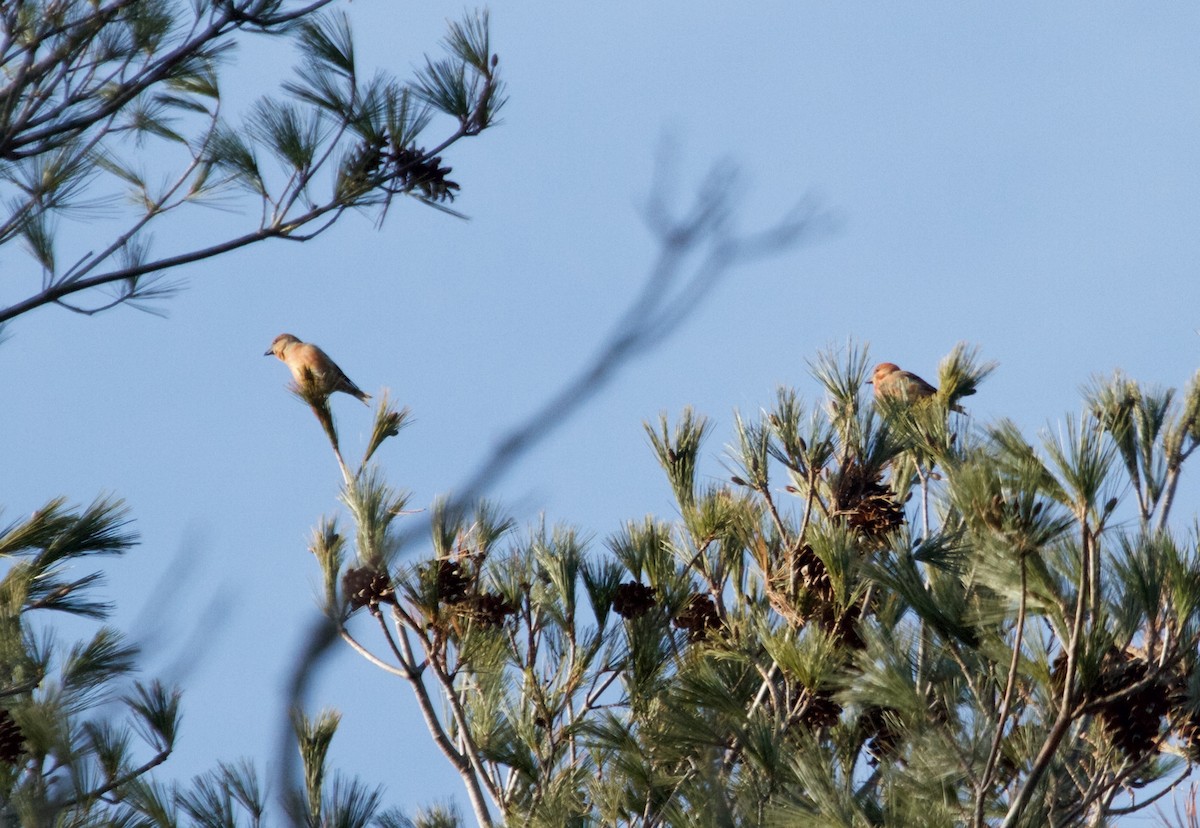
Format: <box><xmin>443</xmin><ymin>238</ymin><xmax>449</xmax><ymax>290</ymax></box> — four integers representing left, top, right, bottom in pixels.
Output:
<box><xmin>383</xmin><ymin>610</ymin><xmax>496</xmax><ymax>828</ymax></box>
<box><xmin>2</xmin><ymin>5</ymin><xmax>503</xmax><ymax>325</ymax></box>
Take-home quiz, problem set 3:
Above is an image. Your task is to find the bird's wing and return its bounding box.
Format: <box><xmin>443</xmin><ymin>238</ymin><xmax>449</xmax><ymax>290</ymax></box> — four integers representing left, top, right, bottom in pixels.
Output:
<box><xmin>316</xmin><ymin>347</ymin><xmax>369</xmax><ymax>401</ymax></box>
<box><xmin>901</xmin><ymin>371</ymin><xmax>939</xmax><ymax>397</ymax></box>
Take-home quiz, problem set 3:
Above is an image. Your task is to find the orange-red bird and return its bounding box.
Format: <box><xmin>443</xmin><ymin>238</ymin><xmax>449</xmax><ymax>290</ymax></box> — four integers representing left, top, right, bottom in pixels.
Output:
<box><xmin>265</xmin><ymin>333</ymin><xmax>370</xmax><ymax>404</ymax></box>
<box><xmin>869</xmin><ymin>362</ymin><xmax>939</xmax><ymax>403</ymax></box>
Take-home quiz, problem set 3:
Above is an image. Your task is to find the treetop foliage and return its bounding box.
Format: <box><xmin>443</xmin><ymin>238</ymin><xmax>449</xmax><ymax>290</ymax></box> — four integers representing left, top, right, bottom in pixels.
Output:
<box><xmin>301</xmin><ymin>342</ymin><xmax>1200</xmax><ymax>827</ymax></box>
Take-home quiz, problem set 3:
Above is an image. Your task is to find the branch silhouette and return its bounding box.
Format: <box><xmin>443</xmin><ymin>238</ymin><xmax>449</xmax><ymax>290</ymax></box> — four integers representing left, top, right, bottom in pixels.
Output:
<box><xmin>276</xmin><ymin>157</ymin><xmax>835</xmax><ymax>820</ymax></box>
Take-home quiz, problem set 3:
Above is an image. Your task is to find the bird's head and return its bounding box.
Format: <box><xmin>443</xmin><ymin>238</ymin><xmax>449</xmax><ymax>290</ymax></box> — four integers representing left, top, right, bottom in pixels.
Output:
<box><xmin>868</xmin><ymin>362</ymin><xmax>902</xmax><ymax>386</ymax></box>
<box><xmin>265</xmin><ymin>333</ymin><xmax>301</xmax><ymax>358</ymax></box>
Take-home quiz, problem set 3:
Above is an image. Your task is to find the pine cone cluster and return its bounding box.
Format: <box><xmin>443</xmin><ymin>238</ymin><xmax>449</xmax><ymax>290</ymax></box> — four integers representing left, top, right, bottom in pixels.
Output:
<box><xmin>1055</xmin><ymin>648</ymin><xmax>1172</xmax><ymax>762</ymax></box>
<box><xmin>388</xmin><ymin>146</ymin><xmax>460</xmax><ymax>202</ymax></box>
<box><xmin>793</xmin><ymin>543</ymin><xmax>831</xmax><ymax>598</ymax></box>
<box><xmin>341</xmin><ymin>138</ymin><xmax>461</xmax><ymax>203</ymax></box>
<box><xmin>769</xmin><ymin>543</ymin><xmax>833</xmax><ymax>628</ymax></box>
<box><xmin>1094</xmin><ymin>654</ymin><xmax>1170</xmax><ymax>761</ymax></box>
<box><xmin>460</xmin><ymin>591</ymin><xmax>518</xmax><ymax>629</ymax></box>
<box><xmin>0</xmin><ymin>709</ymin><xmax>23</xmax><ymax>765</ymax></box>
<box><xmin>674</xmin><ymin>593</ymin><xmax>721</xmax><ymax>641</ymax></box>
<box><xmin>340</xmin><ymin>137</ymin><xmax>387</xmax><ymax>196</ymax></box>
<box><xmin>342</xmin><ymin>566</ymin><xmax>395</xmax><ymax>614</ymax></box>
<box><xmin>797</xmin><ymin>689</ymin><xmax>842</xmax><ymax>730</ymax></box>
<box><xmin>419</xmin><ymin>552</ymin><xmax>518</xmax><ymax>630</ymax></box>
<box><xmin>613</xmin><ymin>581</ymin><xmax>657</xmax><ymax>619</ymax></box>
<box><xmin>832</xmin><ymin>462</ymin><xmax>905</xmax><ymax>542</ymax></box>
<box><xmin>434</xmin><ymin>558</ymin><xmax>473</xmax><ymax>604</ymax></box>
<box><xmin>770</xmin><ymin>545</ymin><xmax>865</xmax><ymax>648</ymax></box>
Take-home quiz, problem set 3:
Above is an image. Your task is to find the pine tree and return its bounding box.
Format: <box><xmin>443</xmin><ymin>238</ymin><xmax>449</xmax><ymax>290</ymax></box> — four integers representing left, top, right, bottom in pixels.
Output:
<box><xmin>309</xmin><ymin>343</ymin><xmax>1200</xmax><ymax>827</ymax></box>
<box><xmin>0</xmin><ymin>497</ymin><xmax>451</xmax><ymax>823</ymax></box>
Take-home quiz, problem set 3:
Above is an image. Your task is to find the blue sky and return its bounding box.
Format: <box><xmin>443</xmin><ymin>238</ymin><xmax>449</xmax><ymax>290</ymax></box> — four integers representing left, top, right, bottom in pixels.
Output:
<box><xmin>4</xmin><ymin>2</ymin><xmax>1200</xmax><ymax>820</ymax></box>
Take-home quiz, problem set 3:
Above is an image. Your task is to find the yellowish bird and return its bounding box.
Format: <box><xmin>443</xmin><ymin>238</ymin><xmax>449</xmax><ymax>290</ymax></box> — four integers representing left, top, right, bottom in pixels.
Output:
<box><xmin>870</xmin><ymin>362</ymin><xmax>937</xmax><ymax>401</ymax></box>
<box><xmin>265</xmin><ymin>333</ymin><xmax>370</xmax><ymax>404</ymax></box>
<box><xmin>869</xmin><ymin>362</ymin><xmax>964</xmax><ymax>412</ymax></box>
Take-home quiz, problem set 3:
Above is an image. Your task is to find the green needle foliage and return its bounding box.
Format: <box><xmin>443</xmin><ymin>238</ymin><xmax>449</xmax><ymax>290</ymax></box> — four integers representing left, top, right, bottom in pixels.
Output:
<box><xmin>307</xmin><ymin>344</ymin><xmax>1200</xmax><ymax>827</ymax></box>
<box><xmin>0</xmin><ymin>496</ymin><xmax>183</xmax><ymax>823</ymax></box>
<box><xmin>0</xmin><ymin>1</ymin><xmax>504</xmax><ymax>325</ymax></box>
<box><xmin>0</xmin><ymin>497</ymin><xmax>373</xmax><ymax>826</ymax></box>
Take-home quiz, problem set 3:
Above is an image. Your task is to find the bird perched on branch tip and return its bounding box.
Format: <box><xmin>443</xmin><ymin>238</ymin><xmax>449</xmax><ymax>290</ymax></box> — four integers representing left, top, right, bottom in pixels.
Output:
<box><xmin>869</xmin><ymin>362</ymin><xmax>964</xmax><ymax>413</ymax></box>
<box><xmin>265</xmin><ymin>333</ymin><xmax>370</xmax><ymax>404</ymax></box>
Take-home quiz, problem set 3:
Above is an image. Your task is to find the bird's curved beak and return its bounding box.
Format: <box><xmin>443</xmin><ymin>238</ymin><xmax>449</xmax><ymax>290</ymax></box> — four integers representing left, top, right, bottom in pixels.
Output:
<box><xmin>264</xmin><ymin>349</ymin><xmax>274</xmax><ymax>356</ymax></box>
